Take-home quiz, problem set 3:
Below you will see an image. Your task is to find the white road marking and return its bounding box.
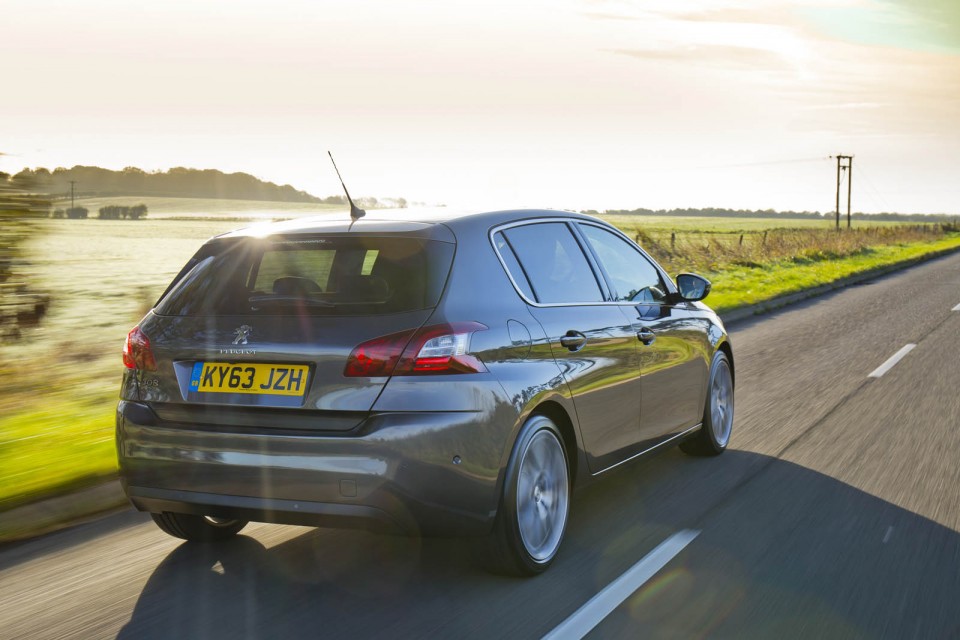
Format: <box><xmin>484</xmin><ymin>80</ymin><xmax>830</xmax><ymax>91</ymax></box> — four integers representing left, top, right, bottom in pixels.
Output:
<box><xmin>542</xmin><ymin>529</ymin><xmax>700</xmax><ymax>640</ymax></box>
<box><xmin>883</xmin><ymin>526</ymin><xmax>894</xmax><ymax>544</ymax></box>
<box><xmin>868</xmin><ymin>344</ymin><xmax>916</xmax><ymax>379</ymax></box>
<box><xmin>953</xmin><ymin>303</ymin><xmax>960</xmax><ymax>311</ymax></box>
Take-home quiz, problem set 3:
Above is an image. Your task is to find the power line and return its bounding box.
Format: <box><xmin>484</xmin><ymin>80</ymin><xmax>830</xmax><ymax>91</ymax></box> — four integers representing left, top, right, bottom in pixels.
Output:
<box><xmin>690</xmin><ymin>156</ymin><xmax>827</xmax><ymax>170</ymax></box>
<box><xmin>853</xmin><ymin>161</ymin><xmax>895</xmax><ymax>212</ymax></box>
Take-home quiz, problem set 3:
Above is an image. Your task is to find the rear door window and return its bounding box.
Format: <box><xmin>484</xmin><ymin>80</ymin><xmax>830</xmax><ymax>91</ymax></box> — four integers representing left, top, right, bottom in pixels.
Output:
<box><xmin>500</xmin><ymin>222</ymin><xmax>603</xmax><ymax>304</ymax></box>
<box><xmin>155</xmin><ymin>236</ymin><xmax>454</xmax><ymax>317</ymax></box>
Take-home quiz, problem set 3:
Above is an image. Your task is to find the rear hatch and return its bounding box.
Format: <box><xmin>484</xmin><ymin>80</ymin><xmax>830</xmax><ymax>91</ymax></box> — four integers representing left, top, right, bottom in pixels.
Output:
<box><xmin>133</xmin><ymin>226</ymin><xmax>455</xmax><ymax>432</ymax></box>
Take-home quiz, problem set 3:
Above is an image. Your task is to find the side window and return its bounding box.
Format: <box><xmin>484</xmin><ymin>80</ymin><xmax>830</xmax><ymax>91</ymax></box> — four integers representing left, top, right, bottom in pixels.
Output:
<box><xmin>579</xmin><ymin>224</ymin><xmax>668</xmax><ymax>303</ymax></box>
<box><xmin>502</xmin><ymin>222</ymin><xmax>603</xmax><ymax>304</ymax></box>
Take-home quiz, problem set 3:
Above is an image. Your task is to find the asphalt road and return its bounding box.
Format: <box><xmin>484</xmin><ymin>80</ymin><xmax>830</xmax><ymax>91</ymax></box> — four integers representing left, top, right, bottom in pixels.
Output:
<box><xmin>3</xmin><ymin>251</ymin><xmax>960</xmax><ymax>639</ymax></box>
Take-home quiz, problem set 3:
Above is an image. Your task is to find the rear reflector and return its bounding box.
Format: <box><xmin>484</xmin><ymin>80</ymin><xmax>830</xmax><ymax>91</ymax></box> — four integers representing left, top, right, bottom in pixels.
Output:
<box><xmin>123</xmin><ymin>326</ymin><xmax>157</xmax><ymax>371</ymax></box>
<box><xmin>344</xmin><ymin>322</ymin><xmax>487</xmax><ymax>377</ymax></box>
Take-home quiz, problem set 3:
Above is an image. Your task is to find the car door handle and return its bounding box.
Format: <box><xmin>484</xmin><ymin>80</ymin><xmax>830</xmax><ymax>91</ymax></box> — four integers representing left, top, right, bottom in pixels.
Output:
<box><xmin>637</xmin><ymin>328</ymin><xmax>656</xmax><ymax>345</ymax></box>
<box><xmin>560</xmin><ymin>331</ymin><xmax>587</xmax><ymax>352</ymax></box>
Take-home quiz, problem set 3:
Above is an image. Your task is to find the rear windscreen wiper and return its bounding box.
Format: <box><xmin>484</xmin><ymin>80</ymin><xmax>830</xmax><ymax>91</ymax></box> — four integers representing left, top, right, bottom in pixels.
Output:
<box><xmin>247</xmin><ymin>295</ymin><xmax>336</xmax><ymax>308</ymax></box>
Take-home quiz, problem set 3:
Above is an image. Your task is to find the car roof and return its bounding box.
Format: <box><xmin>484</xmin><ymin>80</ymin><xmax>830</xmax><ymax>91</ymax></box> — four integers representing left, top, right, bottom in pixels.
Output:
<box><xmin>215</xmin><ymin>207</ymin><xmax>605</xmax><ymax>241</ymax></box>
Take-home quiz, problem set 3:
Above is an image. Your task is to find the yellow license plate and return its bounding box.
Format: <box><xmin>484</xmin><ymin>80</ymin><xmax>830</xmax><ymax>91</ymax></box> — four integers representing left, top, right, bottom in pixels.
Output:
<box><xmin>189</xmin><ymin>362</ymin><xmax>310</xmax><ymax>396</ymax></box>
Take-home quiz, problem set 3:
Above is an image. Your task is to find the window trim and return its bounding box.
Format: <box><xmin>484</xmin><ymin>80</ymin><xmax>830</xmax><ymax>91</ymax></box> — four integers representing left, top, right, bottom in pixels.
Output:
<box><xmin>488</xmin><ymin>217</ymin><xmax>677</xmax><ymax>308</ymax></box>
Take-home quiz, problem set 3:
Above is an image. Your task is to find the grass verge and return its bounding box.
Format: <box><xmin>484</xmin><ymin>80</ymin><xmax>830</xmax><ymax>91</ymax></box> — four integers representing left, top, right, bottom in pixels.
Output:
<box><xmin>0</xmin><ymin>391</ymin><xmax>117</xmax><ymax>511</ymax></box>
<box><xmin>705</xmin><ymin>233</ymin><xmax>960</xmax><ymax>313</ymax></box>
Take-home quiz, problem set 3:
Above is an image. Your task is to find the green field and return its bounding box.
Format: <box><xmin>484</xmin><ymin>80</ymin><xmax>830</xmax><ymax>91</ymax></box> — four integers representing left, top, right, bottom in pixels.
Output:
<box><xmin>70</xmin><ymin>195</ymin><xmax>345</xmax><ymax>220</ymax></box>
<box><xmin>1</xmin><ymin>218</ymin><xmax>247</xmax><ymax>510</ymax></box>
<box><xmin>598</xmin><ymin>214</ymin><xmax>909</xmax><ymax>233</ymax></box>
<box><xmin>1</xmin><ymin>203</ymin><xmax>959</xmax><ymax>512</ymax></box>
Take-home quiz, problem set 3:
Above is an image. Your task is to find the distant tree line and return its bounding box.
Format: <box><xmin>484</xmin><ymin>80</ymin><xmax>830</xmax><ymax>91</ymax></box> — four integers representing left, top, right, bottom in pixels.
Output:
<box><xmin>4</xmin><ymin>166</ymin><xmax>407</xmax><ymax>208</ymax></box>
<box><xmin>8</xmin><ymin>166</ymin><xmax>323</xmax><ymax>203</ymax></box>
<box><xmin>590</xmin><ymin>207</ymin><xmax>959</xmax><ymax>223</ymax></box>
<box><xmin>48</xmin><ymin>204</ymin><xmax>149</xmax><ymax>220</ymax></box>
<box><xmin>97</xmin><ymin>204</ymin><xmax>148</xmax><ymax>219</ymax></box>
<box><xmin>52</xmin><ymin>207</ymin><xmax>88</xmax><ymax>219</ymax></box>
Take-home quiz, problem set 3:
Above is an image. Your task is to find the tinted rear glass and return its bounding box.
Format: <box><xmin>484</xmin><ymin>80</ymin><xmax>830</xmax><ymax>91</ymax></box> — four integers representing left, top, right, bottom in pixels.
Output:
<box><xmin>155</xmin><ymin>235</ymin><xmax>454</xmax><ymax>317</ymax></box>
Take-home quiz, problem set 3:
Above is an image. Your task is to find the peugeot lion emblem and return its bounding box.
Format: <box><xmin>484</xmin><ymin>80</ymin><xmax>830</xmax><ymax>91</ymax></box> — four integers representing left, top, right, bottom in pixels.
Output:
<box><xmin>233</xmin><ymin>325</ymin><xmax>253</xmax><ymax>345</ymax></box>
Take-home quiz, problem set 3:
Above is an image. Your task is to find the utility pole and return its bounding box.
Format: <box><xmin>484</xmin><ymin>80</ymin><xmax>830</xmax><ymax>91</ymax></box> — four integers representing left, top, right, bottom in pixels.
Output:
<box><xmin>834</xmin><ymin>158</ymin><xmax>841</xmax><ymax>230</ymax></box>
<box><xmin>831</xmin><ymin>155</ymin><xmax>853</xmax><ymax>230</ymax></box>
<box><xmin>846</xmin><ymin>156</ymin><xmax>853</xmax><ymax>229</ymax></box>
<box><xmin>69</xmin><ymin>180</ymin><xmax>77</xmax><ymax>210</ymax></box>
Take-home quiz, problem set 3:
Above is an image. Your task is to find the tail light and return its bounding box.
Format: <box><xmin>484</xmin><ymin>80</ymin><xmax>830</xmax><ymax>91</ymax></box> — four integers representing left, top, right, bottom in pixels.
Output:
<box><xmin>342</xmin><ymin>329</ymin><xmax>416</xmax><ymax>377</ymax></box>
<box><xmin>344</xmin><ymin>322</ymin><xmax>487</xmax><ymax>377</ymax></box>
<box><xmin>123</xmin><ymin>326</ymin><xmax>157</xmax><ymax>371</ymax></box>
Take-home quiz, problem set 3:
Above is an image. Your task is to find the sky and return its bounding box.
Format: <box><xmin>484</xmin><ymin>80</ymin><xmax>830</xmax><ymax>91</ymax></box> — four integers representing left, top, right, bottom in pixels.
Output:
<box><xmin>1</xmin><ymin>0</ymin><xmax>958</xmax><ymax>214</ymax></box>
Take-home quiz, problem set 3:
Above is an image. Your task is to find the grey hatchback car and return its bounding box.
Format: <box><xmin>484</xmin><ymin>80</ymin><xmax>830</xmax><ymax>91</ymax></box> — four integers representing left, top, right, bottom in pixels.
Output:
<box><xmin>117</xmin><ymin>209</ymin><xmax>734</xmax><ymax>575</ymax></box>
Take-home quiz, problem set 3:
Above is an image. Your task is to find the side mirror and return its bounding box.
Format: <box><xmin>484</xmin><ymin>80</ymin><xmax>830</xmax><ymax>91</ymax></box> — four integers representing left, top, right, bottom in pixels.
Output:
<box><xmin>675</xmin><ymin>273</ymin><xmax>711</xmax><ymax>302</ymax></box>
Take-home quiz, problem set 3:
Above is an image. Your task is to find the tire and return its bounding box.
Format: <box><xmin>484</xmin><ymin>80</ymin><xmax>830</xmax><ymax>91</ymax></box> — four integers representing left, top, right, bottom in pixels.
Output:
<box><xmin>150</xmin><ymin>512</ymin><xmax>248</xmax><ymax>542</ymax></box>
<box><xmin>485</xmin><ymin>415</ymin><xmax>570</xmax><ymax>576</ymax></box>
<box><xmin>680</xmin><ymin>350</ymin><xmax>734</xmax><ymax>457</ymax></box>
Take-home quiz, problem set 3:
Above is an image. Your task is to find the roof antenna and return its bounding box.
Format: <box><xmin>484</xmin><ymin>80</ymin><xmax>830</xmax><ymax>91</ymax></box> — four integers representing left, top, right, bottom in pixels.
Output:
<box><xmin>327</xmin><ymin>151</ymin><xmax>366</xmax><ymax>221</ymax></box>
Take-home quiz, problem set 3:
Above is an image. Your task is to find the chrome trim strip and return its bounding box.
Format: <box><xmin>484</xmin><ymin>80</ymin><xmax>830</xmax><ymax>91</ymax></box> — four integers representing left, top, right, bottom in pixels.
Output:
<box><xmin>592</xmin><ymin>423</ymin><xmax>703</xmax><ymax>477</ymax></box>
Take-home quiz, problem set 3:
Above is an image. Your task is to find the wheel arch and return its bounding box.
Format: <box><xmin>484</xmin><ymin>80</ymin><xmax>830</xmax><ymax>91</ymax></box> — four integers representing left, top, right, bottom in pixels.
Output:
<box><xmin>717</xmin><ymin>339</ymin><xmax>735</xmax><ymax>388</ymax></box>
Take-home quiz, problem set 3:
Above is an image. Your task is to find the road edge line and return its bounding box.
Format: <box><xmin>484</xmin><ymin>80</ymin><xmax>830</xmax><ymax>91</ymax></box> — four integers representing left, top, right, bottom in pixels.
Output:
<box><xmin>868</xmin><ymin>344</ymin><xmax>916</xmax><ymax>379</ymax></box>
<box><xmin>542</xmin><ymin>529</ymin><xmax>700</xmax><ymax>640</ymax></box>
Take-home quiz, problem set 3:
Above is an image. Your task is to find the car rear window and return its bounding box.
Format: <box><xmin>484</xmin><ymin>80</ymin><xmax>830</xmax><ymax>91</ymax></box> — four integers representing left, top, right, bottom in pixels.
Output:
<box><xmin>154</xmin><ymin>235</ymin><xmax>455</xmax><ymax>317</ymax></box>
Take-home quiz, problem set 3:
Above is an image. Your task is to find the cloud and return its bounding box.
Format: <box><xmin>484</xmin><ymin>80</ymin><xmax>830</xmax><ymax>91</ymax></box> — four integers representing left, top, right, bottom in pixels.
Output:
<box><xmin>879</xmin><ymin>0</ymin><xmax>960</xmax><ymax>49</ymax></box>
<box><xmin>796</xmin><ymin>0</ymin><xmax>960</xmax><ymax>53</ymax></box>
<box><xmin>774</xmin><ymin>42</ymin><xmax>960</xmax><ymax>136</ymax></box>
<box><xmin>611</xmin><ymin>44</ymin><xmax>795</xmax><ymax>71</ymax></box>
<box><xmin>674</xmin><ymin>7</ymin><xmax>799</xmax><ymax>26</ymax></box>
<box><xmin>800</xmin><ymin>102</ymin><xmax>885</xmax><ymax>110</ymax></box>
<box><xmin>582</xmin><ymin>11</ymin><xmax>641</xmax><ymax>21</ymax></box>
<box><xmin>587</xmin><ymin>0</ymin><xmax>959</xmax><ymax>139</ymax></box>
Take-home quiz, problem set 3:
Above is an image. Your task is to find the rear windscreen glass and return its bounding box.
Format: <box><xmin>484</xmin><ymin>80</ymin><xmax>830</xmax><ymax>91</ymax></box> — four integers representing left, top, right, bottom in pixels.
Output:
<box><xmin>154</xmin><ymin>235</ymin><xmax>455</xmax><ymax>317</ymax></box>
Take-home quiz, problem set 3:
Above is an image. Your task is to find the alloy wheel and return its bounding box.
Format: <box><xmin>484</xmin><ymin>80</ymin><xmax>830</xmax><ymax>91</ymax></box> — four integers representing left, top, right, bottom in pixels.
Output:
<box><xmin>516</xmin><ymin>429</ymin><xmax>569</xmax><ymax>562</ymax></box>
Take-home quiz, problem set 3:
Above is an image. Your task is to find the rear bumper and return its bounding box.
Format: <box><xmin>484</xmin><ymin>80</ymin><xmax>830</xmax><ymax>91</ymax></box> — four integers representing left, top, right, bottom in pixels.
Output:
<box><xmin>116</xmin><ymin>401</ymin><xmax>508</xmax><ymax>536</ymax></box>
